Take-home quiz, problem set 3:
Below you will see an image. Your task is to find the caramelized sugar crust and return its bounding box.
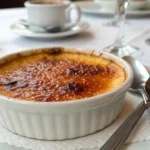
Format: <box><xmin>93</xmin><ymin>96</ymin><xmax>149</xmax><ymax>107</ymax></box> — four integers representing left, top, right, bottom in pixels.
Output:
<box><xmin>0</xmin><ymin>49</ymin><xmax>126</xmax><ymax>102</ymax></box>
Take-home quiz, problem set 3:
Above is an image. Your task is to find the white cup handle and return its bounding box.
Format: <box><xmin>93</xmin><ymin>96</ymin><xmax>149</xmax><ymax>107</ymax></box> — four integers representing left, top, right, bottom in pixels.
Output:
<box><xmin>67</xmin><ymin>4</ymin><xmax>82</xmax><ymax>27</ymax></box>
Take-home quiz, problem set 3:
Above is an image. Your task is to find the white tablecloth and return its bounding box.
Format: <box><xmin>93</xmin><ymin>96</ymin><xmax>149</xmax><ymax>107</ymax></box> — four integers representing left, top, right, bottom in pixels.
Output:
<box><xmin>0</xmin><ymin>7</ymin><xmax>150</xmax><ymax>150</ymax></box>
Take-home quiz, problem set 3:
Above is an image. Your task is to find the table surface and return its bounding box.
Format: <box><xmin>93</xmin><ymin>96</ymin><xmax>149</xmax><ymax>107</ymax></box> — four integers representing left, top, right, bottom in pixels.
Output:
<box><xmin>0</xmin><ymin>7</ymin><xmax>150</xmax><ymax>150</ymax></box>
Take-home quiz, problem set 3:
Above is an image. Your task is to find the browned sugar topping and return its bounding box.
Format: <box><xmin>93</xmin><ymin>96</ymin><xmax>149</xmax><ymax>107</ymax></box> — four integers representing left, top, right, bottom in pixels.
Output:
<box><xmin>0</xmin><ymin>52</ymin><xmax>124</xmax><ymax>102</ymax></box>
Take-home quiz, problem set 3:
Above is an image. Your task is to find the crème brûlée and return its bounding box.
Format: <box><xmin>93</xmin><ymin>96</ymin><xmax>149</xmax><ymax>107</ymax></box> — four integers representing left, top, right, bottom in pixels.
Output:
<box><xmin>0</xmin><ymin>48</ymin><xmax>126</xmax><ymax>102</ymax></box>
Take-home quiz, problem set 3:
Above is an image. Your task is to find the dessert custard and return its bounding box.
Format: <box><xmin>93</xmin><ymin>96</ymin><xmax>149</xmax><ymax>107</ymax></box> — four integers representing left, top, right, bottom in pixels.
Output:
<box><xmin>0</xmin><ymin>48</ymin><xmax>126</xmax><ymax>102</ymax></box>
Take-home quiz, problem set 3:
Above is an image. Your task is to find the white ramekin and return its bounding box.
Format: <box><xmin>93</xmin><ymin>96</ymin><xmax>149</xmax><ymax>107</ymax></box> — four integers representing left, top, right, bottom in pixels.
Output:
<box><xmin>0</xmin><ymin>47</ymin><xmax>133</xmax><ymax>140</ymax></box>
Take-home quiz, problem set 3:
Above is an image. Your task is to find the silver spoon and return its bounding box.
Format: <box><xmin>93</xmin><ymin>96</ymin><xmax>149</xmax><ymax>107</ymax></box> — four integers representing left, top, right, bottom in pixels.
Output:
<box><xmin>100</xmin><ymin>56</ymin><xmax>150</xmax><ymax>150</ymax></box>
<box><xmin>19</xmin><ymin>19</ymin><xmax>72</xmax><ymax>33</ymax></box>
<box><xmin>124</xmin><ymin>56</ymin><xmax>149</xmax><ymax>102</ymax></box>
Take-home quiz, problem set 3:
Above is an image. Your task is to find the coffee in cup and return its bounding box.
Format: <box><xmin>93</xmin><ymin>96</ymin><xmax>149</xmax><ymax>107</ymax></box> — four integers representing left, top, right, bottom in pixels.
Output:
<box><xmin>29</xmin><ymin>0</ymin><xmax>66</xmax><ymax>5</ymax></box>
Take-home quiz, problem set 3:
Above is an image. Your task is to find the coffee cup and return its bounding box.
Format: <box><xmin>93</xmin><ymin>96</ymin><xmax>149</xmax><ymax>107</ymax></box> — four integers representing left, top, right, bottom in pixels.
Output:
<box><xmin>24</xmin><ymin>0</ymin><xmax>82</xmax><ymax>31</ymax></box>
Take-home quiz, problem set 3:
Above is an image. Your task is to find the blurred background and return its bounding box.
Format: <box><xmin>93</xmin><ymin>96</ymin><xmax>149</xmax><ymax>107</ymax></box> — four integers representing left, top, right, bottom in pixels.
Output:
<box><xmin>0</xmin><ymin>0</ymin><xmax>26</xmax><ymax>8</ymax></box>
<box><xmin>0</xmin><ymin>0</ymin><xmax>91</xmax><ymax>8</ymax></box>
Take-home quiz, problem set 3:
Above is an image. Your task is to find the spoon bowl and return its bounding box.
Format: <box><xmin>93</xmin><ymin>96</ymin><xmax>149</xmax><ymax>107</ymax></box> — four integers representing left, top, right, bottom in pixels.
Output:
<box><xmin>123</xmin><ymin>56</ymin><xmax>149</xmax><ymax>91</ymax></box>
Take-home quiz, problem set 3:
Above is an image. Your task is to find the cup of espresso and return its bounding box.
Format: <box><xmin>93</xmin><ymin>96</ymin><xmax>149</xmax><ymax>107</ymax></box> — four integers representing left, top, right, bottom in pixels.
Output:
<box><xmin>24</xmin><ymin>0</ymin><xmax>81</xmax><ymax>31</ymax></box>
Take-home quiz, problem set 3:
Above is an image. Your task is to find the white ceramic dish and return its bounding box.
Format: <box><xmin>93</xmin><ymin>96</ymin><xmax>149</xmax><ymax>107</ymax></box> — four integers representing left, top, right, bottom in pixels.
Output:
<box><xmin>94</xmin><ymin>0</ymin><xmax>147</xmax><ymax>10</ymax></box>
<box><xmin>0</xmin><ymin>47</ymin><xmax>133</xmax><ymax>140</ymax></box>
<box><xmin>10</xmin><ymin>20</ymin><xmax>89</xmax><ymax>39</ymax></box>
<box><xmin>75</xmin><ymin>1</ymin><xmax>150</xmax><ymax>17</ymax></box>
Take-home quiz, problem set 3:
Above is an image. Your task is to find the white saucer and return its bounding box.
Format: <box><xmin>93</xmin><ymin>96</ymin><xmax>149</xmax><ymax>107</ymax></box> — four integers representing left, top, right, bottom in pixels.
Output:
<box><xmin>10</xmin><ymin>21</ymin><xmax>89</xmax><ymax>39</ymax></box>
<box><xmin>75</xmin><ymin>1</ymin><xmax>150</xmax><ymax>17</ymax></box>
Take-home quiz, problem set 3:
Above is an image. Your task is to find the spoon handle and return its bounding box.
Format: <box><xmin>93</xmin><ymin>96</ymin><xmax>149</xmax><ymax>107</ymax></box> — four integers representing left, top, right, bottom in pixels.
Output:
<box><xmin>100</xmin><ymin>101</ymin><xmax>146</xmax><ymax>150</ymax></box>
